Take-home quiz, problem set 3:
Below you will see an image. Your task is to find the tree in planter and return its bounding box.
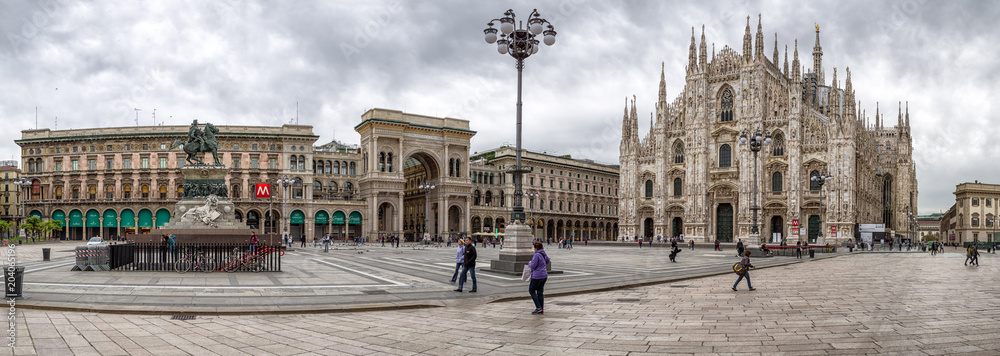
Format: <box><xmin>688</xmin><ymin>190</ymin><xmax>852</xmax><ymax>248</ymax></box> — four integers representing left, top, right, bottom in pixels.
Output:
<box><xmin>41</xmin><ymin>220</ymin><xmax>63</xmax><ymax>241</ymax></box>
<box><xmin>20</xmin><ymin>216</ymin><xmax>43</xmax><ymax>243</ymax></box>
<box><xmin>0</xmin><ymin>220</ymin><xmax>13</xmax><ymax>240</ymax></box>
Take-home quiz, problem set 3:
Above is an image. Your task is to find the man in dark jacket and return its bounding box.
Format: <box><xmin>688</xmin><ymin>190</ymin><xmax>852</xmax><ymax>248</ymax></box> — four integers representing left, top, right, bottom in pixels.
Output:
<box><xmin>456</xmin><ymin>237</ymin><xmax>478</xmax><ymax>293</ymax></box>
<box><xmin>736</xmin><ymin>239</ymin><xmax>744</xmax><ymax>257</ymax></box>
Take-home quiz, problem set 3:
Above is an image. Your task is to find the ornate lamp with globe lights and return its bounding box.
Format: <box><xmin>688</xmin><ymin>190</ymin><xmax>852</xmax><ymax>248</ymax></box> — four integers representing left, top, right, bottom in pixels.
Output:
<box><xmin>418</xmin><ymin>181</ymin><xmax>436</xmax><ymax>245</ymax></box>
<box><xmin>483</xmin><ymin>9</ymin><xmax>558</xmax><ymax>275</ymax></box>
<box><xmin>739</xmin><ymin>128</ymin><xmax>771</xmax><ymax>244</ymax></box>
<box><xmin>484</xmin><ymin>9</ymin><xmax>555</xmax><ymax>224</ymax></box>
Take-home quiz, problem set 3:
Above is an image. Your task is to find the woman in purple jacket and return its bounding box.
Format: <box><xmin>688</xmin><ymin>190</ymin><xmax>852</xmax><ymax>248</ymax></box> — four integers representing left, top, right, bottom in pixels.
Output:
<box><xmin>528</xmin><ymin>242</ymin><xmax>551</xmax><ymax>315</ymax></box>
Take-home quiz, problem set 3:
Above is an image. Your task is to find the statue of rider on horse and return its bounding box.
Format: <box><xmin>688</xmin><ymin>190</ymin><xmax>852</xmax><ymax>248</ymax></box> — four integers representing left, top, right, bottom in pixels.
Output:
<box><xmin>171</xmin><ymin>120</ymin><xmax>222</xmax><ymax>166</ymax></box>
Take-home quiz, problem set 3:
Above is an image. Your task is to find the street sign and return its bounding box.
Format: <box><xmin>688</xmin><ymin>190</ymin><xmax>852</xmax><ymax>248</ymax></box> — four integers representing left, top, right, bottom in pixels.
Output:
<box><xmin>791</xmin><ymin>228</ymin><xmax>799</xmax><ymax>235</ymax></box>
<box><xmin>831</xmin><ymin>226</ymin><xmax>837</xmax><ymax>232</ymax></box>
<box><xmin>792</xmin><ymin>219</ymin><xmax>799</xmax><ymax>227</ymax></box>
<box><xmin>255</xmin><ymin>183</ymin><xmax>271</xmax><ymax>198</ymax></box>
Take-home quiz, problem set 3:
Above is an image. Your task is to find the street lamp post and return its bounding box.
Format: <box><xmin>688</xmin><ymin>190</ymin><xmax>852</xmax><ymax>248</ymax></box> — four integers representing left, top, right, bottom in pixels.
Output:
<box><xmin>484</xmin><ymin>9</ymin><xmax>557</xmax><ymax>274</ymax></box>
<box><xmin>597</xmin><ymin>217</ymin><xmax>606</xmax><ymax>241</ymax></box>
<box><xmin>738</xmin><ymin>128</ymin><xmax>771</xmax><ymax>244</ymax></box>
<box><xmin>276</xmin><ymin>175</ymin><xmax>295</xmax><ymax>236</ymax></box>
<box><xmin>419</xmin><ymin>181</ymin><xmax>436</xmax><ymax>245</ymax></box>
<box><xmin>13</xmin><ymin>178</ymin><xmax>30</xmax><ymax>239</ymax></box>
<box><xmin>525</xmin><ymin>190</ymin><xmax>538</xmax><ymax>239</ymax></box>
<box><xmin>810</xmin><ymin>171</ymin><xmax>833</xmax><ymax>244</ymax></box>
<box><xmin>484</xmin><ymin>8</ymin><xmax>556</xmax><ymax>224</ymax></box>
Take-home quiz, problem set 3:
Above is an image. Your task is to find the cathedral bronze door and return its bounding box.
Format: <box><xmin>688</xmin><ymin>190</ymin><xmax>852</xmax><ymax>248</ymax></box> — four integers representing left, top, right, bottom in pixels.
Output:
<box><xmin>672</xmin><ymin>217</ymin><xmax>683</xmax><ymax>239</ymax></box>
<box><xmin>808</xmin><ymin>215</ymin><xmax>820</xmax><ymax>243</ymax></box>
<box><xmin>716</xmin><ymin>204</ymin><xmax>733</xmax><ymax>242</ymax></box>
<box><xmin>643</xmin><ymin>218</ymin><xmax>654</xmax><ymax>238</ymax></box>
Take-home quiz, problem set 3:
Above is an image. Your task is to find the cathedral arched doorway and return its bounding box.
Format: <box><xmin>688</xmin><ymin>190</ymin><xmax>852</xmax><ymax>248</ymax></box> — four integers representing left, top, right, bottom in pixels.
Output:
<box><xmin>643</xmin><ymin>218</ymin><xmax>654</xmax><ymax>239</ymax></box>
<box><xmin>671</xmin><ymin>217</ymin><xmax>683</xmax><ymax>239</ymax></box>
<box><xmin>770</xmin><ymin>216</ymin><xmax>784</xmax><ymax>243</ymax></box>
<box><xmin>808</xmin><ymin>215</ymin><xmax>821</xmax><ymax>243</ymax></box>
<box><xmin>716</xmin><ymin>203</ymin><xmax>734</xmax><ymax>242</ymax></box>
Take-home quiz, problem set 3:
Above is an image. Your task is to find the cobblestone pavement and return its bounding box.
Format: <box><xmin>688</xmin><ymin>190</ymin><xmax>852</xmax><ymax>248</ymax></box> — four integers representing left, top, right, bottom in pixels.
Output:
<box><xmin>7</xmin><ymin>251</ymin><xmax>998</xmax><ymax>355</ymax></box>
<box><xmin>9</xmin><ymin>241</ymin><xmax>810</xmax><ymax>313</ymax></box>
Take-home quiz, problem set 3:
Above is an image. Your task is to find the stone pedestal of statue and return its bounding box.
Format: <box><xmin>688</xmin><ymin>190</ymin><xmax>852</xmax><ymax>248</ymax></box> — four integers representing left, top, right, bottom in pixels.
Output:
<box><xmin>484</xmin><ymin>222</ymin><xmax>561</xmax><ymax>275</ymax></box>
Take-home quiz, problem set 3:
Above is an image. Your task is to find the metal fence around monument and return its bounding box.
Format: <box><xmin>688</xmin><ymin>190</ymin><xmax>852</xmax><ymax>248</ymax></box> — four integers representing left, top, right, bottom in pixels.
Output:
<box><xmin>109</xmin><ymin>243</ymin><xmax>283</xmax><ymax>272</ymax></box>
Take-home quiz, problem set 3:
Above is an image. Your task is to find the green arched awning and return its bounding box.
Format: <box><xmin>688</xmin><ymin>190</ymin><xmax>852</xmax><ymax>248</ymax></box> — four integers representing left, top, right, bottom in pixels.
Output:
<box><xmin>332</xmin><ymin>211</ymin><xmax>346</xmax><ymax>224</ymax></box>
<box><xmin>29</xmin><ymin>210</ymin><xmax>42</xmax><ymax>219</ymax></box>
<box><xmin>86</xmin><ymin>210</ymin><xmax>101</xmax><ymax>227</ymax></box>
<box><xmin>68</xmin><ymin>210</ymin><xmax>83</xmax><ymax>228</ymax></box>
<box><xmin>290</xmin><ymin>210</ymin><xmax>305</xmax><ymax>224</ymax></box>
<box><xmin>103</xmin><ymin>210</ymin><xmax>118</xmax><ymax>228</ymax></box>
<box><xmin>52</xmin><ymin>210</ymin><xmax>66</xmax><ymax>226</ymax></box>
<box><xmin>155</xmin><ymin>209</ymin><xmax>171</xmax><ymax>227</ymax></box>
<box><xmin>348</xmin><ymin>211</ymin><xmax>362</xmax><ymax>225</ymax></box>
<box><xmin>120</xmin><ymin>209</ymin><xmax>136</xmax><ymax>228</ymax></box>
<box><xmin>138</xmin><ymin>209</ymin><xmax>153</xmax><ymax>228</ymax></box>
<box><xmin>314</xmin><ymin>211</ymin><xmax>329</xmax><ymax>224</ymax></box>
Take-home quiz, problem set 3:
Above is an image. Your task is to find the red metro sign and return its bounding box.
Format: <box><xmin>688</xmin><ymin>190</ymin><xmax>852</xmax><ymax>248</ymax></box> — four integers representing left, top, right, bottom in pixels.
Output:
<box><xmin>255</xmin><ymin>183</ymin><xmax>271</xmax><ymax>198</ymax></box>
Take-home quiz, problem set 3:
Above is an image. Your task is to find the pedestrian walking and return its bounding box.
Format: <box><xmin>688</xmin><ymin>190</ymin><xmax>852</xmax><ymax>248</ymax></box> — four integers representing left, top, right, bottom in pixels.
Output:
<box><xmin>966</xmin><ymin>244</ymin><xmax>975</xmax><ymax>266</ymax></box>
<box><xmin>527</xmin><ymin>242</ymin><xmax>550</xmax><ymax>315</ymax></box>
<box><xmin>638</xmin><ymin>238</ymin><xmax>643</xmax><ymax>249</ymax></box>
<box><xmin>566</xmin><ymin>238</ymin><xmax>571</xmax><ymax>250</ymax></box>
<box><xmin>300</xmin><ymin>234</ymin><xmax>306</xmax><ymax>248</ymax></box>
<box><xmin>715</xmin><ymin>239</ymin><xmax>721</xmax><ymax>251</ymax></box>
<box><xmin>455</xmin><ymin>237</ymin><xmax>477</xmax><ymax>293</ymax></box>
<box><xmin>796</xmin><ymin>241</ymin><xmax>803</xmax><ymax>259</ymax></box>
<box><xmin>971</xmin><ymin>244</ymin><xmax>980</xmax><ymax>266</ymax></box>
<box><xmin>450</xmin><ymin>239</ymin><xmax>466</xmax><ymax>283</ymax></box>
<box><xmin>736</xmin><ymin>239</ymin><xmax>745</xmax><ymax>257</ymax></box>
<box><xmin>732</xmin><ymin>250</ymin><xmax>756</xmax><ymax>291</ymax></box>
<box><xmin>669</xmin><ymin>239</ymin><xmax>681</xmax><ymax>262</ymax></box>
<box><xmin>323</xmin><ymin>234</ymin><xmax>331</xmax><ymax>252</ymax></box>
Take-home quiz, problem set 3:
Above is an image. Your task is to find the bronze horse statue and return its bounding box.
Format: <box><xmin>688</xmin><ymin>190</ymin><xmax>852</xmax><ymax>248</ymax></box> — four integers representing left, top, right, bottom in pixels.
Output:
<box><xmin>171</xmin><ymin>123</ymin><xmax>222</xmax><ymax>165</ymax></box>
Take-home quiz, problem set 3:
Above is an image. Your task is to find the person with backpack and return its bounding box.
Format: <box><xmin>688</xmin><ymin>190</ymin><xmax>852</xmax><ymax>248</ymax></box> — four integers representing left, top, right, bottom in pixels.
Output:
<box><xmin>527</xmin><ymin>242</ymin><xmax>551</xmax><ymax>315</ymax></box>
<box><xmin>732</xmin><ymin>250</ymin><xmax>755</xmax><ymax>291</ymax></box>
<box><xmin>714</xmin><ymin>239</ymin><xmax>721</xmax><ymax>251</ymax></box>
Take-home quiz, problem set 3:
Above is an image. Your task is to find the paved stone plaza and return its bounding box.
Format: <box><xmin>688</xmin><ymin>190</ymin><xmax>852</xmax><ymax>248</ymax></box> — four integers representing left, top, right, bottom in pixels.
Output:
<box><xmin>5</xmin><ymin>241</ymin><xmax>999</xmax><ymax>355</ymax></box>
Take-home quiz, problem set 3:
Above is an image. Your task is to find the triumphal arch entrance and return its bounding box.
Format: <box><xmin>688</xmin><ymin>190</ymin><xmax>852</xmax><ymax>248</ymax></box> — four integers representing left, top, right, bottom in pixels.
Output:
<box><xmin>356</xmin><ymin>108</ymin><xmax>475</xmax><ymax>242</ymax></box>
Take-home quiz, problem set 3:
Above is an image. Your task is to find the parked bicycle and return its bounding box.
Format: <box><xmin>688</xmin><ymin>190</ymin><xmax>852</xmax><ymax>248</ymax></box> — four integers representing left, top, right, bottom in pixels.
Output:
<box><xmin>222</xmin><ymin>247</ymin><xmax>264</xmax><ymax>273</ymax></box>
<box><xmin>174</xmin><ymin>246</ymin><xmax>217</xmax><ymax>273</ymax></box>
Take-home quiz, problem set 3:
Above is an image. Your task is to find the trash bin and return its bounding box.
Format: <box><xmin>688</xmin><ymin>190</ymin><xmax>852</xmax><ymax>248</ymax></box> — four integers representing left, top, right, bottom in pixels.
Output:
<box><xmin>809</xmin><ymin>249</ymin><xmax>815</xmax><ymax>258</ymax></box>
<box><xmin>42</xmin><ymin>248</ymin><xmax>51</xmax><ymax>261</ymax></box>
<box><xmin>4</xmin><ymin>266</ymin><xmax>24</xmax><ymax>299</ymax></box>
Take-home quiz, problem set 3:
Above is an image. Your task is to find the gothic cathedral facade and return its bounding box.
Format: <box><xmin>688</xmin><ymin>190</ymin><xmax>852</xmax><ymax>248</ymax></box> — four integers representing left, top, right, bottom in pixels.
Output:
<box><xmin>618</xmin><ymin>16</ymin><xmax>918</xmax><ymax>244</ymax></box>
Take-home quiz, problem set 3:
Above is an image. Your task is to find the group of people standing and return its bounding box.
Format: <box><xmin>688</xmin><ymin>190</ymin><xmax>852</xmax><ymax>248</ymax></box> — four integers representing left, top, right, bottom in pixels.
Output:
<box><xmin>449</xmin><ymin>237</ymin><xmax>552</xmax><ymax>315</ymax></box>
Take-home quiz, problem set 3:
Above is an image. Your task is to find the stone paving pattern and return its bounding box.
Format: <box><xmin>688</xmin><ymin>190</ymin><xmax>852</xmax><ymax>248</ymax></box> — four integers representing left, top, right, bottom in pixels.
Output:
<box><xmin>5</xmin><ymin>244</ymin><xmax>998</xmax><ymax>355</ymax></box>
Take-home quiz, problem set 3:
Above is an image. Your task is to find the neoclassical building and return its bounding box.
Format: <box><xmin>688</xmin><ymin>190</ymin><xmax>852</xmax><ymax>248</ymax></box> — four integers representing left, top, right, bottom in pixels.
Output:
<box><xmin>16</xmin><ymin>124</ymin><xmax>366</xmax><ymax>240</ymax></box>
<box><xmin>15</xmin><ymin>108</ymin><xmax>618</xmax><ymax>241</ymax></box>
<box><xmin>941</xmin><ymin>182</ymin><xmax>1000</xmax><ymax>244</ymax></box>
<box><xmin>618</xmin><ymin>17</ymin><xmax>918</xmax><ymax>244</ymax></box>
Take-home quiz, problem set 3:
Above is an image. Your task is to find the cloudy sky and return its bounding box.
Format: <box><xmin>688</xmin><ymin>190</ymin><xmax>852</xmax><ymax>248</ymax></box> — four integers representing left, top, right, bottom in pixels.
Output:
<box><xmin>0</xmin><ymin>0</ymin><xmax>995</xmax><ymax>215</ymax></box>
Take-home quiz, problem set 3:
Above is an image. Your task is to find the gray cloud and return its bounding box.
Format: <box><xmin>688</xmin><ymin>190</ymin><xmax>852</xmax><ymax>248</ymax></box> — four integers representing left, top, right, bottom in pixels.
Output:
<box><xmin>0</xmin><ymin>0</ymin><xmax>994</xmax><ymax>215</ymax></box>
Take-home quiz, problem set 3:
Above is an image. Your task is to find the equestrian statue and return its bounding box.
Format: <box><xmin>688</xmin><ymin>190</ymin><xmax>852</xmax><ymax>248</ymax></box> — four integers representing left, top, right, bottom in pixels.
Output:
<box><xmin>170</xmin><ymin>120</ymin><xmax>222</xmax><ymax>166</ymax></box>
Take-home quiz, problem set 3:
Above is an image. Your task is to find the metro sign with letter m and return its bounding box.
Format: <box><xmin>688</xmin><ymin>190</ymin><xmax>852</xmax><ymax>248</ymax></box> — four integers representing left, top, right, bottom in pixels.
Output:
<box><xmin>255</xmin><ymin>183</ymin><xmax>271</xmax><ymax>198</ymax></box>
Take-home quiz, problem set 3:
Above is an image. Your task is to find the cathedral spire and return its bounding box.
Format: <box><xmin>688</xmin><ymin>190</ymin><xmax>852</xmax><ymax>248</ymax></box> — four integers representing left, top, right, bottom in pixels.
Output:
<box><xmin>630</xmin><ymin>95</ymin><xmax>639</xmax><ymax>146</ymax></box>
<box><xmin>773</xmin><ymin>33</ymin><xmax>779</xmax><ymax>65</ymax></box>
<box><xmin>792</xmin><ymin>39</ymin><xmax>800</xmax><ymax>80</ymax></box>
<box><xmin>875</xmin><ymin>102</ymin><xmax>880</xmax><ymax>129</ymax></box>
<box><xmin>898</xmin><ymin>101</ymin><xmax>903</xmax><ymax>127</ymax></box>
<box><xmin>743</xmin><ymin>16</ymin><xmax>752</xmax><ymax>64</ymax></box>
<box><xmin>813</xmin><ymin>23</ymin><xmax>824</xmax><ymax>84</ymax></box>
<box><xmin>659</xmin><ymin>62</ymin><xmax>667</xmax><ymax>104</ymax></box>
<box><xmin>755</xmin><ymin>14</ymin><xmax>764</xmax><ymax>62</ymax></box>
<box><xmin>783</xmin><ymin>45</ymin><xmax>789</xmax><ymax>77</ymax></box>
<box><xmin>905</xmin><ymin>101</ymin><xmax>910</xmax><ymax>127</ymax></box>
<box><xmin>688</xmin><ymin>27</ymin><xmax>697</xmax><ymax>74</ymax></box>
<box><xmin>699</xmin><ymin>25</ymin><xmax>707</xmax><ymax>71</ymax></box>
<box><xmin>621</xmin><ymin>97</ymin><xmax>630</xmax><ymax>149</ymax></box>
